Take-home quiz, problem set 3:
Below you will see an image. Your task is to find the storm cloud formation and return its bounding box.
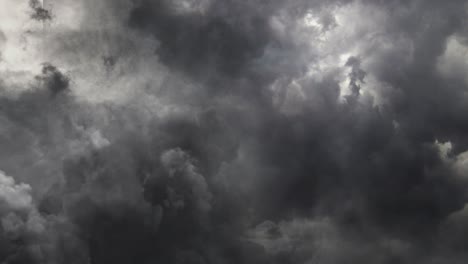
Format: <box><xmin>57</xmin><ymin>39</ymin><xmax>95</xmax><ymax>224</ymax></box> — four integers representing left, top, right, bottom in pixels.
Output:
<box><xmin>0</xmin><ymin>0</ymin><xmax>468</xmax><ymax>263</ymax></box>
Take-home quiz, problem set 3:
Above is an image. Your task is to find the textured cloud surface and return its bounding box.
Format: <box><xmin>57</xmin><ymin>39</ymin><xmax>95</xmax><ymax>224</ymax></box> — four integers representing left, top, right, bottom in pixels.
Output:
<box><xmin>1</xmin><ymin>0</ymin><xmax>468</xmax><ymax>263</ymax></box>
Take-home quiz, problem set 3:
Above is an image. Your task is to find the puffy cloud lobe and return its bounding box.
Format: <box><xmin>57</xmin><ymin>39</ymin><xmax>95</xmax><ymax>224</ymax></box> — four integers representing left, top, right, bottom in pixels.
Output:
<box><xmin>0</xmin><ymin>170</ymin><xmax>46</xmax><ymax>236</ymax></box>
<box><xmin>160</xmin><ymin>148</ymin><xmax>213</xmax><ymax>211</ymax></box>
<box><xmin>0</xmin><ymin>171</ymin><xmax>60</xmax><ymax>263</ymax></box>
<box><xmin>0</xmin><ymin>171</ymin><xmax>46</xmax><ymax>242</ymax></box>
<box><xmin>0</xmin><ymin>171</ymin><xmax>33</xmax><ymax>212</ymax></box>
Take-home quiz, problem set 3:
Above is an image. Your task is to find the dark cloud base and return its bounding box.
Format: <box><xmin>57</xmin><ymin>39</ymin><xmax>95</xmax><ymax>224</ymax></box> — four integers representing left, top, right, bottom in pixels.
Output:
<box><xmin>1</xmin><ymin>0</ymin><xmax>468</xmax><ymax>263</ymax></box>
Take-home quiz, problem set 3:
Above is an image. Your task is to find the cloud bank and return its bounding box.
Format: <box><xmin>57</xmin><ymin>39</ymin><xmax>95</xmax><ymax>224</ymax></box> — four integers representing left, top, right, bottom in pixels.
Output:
<box><xmin>1</xmin><ymin>0</ymin><xmax>468</xmax><ymax>263</ymax></box>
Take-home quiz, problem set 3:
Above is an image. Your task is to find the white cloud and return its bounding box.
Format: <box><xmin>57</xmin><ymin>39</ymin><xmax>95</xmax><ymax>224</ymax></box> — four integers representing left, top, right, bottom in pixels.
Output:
<box><xmin>437</xmin><ymin>36</ymin><xmax>468</xmax><ymax>84</ymax></box>
<box><xmin>0</xmin><ymin>170</ymin><xmax>33</xmax><ymax>211</ymax></box>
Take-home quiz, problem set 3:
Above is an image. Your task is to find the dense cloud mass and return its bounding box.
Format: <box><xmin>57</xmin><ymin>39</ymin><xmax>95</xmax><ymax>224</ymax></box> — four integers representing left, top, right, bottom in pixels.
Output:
<box><xmin>0</xmin><ymin>0</ymin><xmax>468</xmax><ymax>263</ymax></box>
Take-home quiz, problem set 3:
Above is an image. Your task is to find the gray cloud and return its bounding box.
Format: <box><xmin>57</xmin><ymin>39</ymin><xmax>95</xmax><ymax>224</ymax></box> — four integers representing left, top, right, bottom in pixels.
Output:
<box><xmin>1</xmin><ymin>0</ymin><xmax>468</xmax><ymax>263</ymax></box>
<box><xmin>29</xmin><ymin>0</ymin><xmax>52</xmax><ymax>21</ymax></box>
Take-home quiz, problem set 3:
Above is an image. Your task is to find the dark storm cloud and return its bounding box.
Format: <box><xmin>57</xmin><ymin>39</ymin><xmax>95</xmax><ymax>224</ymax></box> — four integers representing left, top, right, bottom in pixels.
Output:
<box><xmin>0</xmin><ymin>63</ymin><xmax>78</xmax><ymax>193</ymax></box>
<box><xmin>233</xmin><ymin>0</ymin><xmax>468</xmax><ymax>241</ymax></box>
<box><xmin>128</xmin><ymin>0</ymin><xmax>273</xmax><ymax>78</ymax></box>
<box><xmin>1</xmin><ymin>0</ymin><xmax>468</xmax><ymax>263</ymax></box>
<box><xmin>35</xmin><ymin>63</ymin><xmax>70</xmax><ymax>95</ymax></box>
<box><xmin>50</xmin><ymin>116</ymin><xmax>267</xmax><ymax>264</ymax></box>
<box><xmin>29</xmin><ymin>0</ymin><xmax>52</xmax><ymax>21</ymax></box>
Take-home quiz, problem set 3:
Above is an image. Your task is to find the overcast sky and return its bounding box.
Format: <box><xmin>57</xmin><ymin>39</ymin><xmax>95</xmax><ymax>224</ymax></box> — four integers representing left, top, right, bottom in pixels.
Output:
<box><xmin>1</xmin><ymin>0</ymin><xmax>468</xmax><ymax>263</ymax></box>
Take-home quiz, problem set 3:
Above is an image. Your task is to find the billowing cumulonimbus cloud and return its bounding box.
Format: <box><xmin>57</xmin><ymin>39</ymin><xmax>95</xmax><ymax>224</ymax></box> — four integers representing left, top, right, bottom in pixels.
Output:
<box><xmin>0</xmin><ymin>0</ymin><xmax>468</xmax><ymax>263</ymax></box>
